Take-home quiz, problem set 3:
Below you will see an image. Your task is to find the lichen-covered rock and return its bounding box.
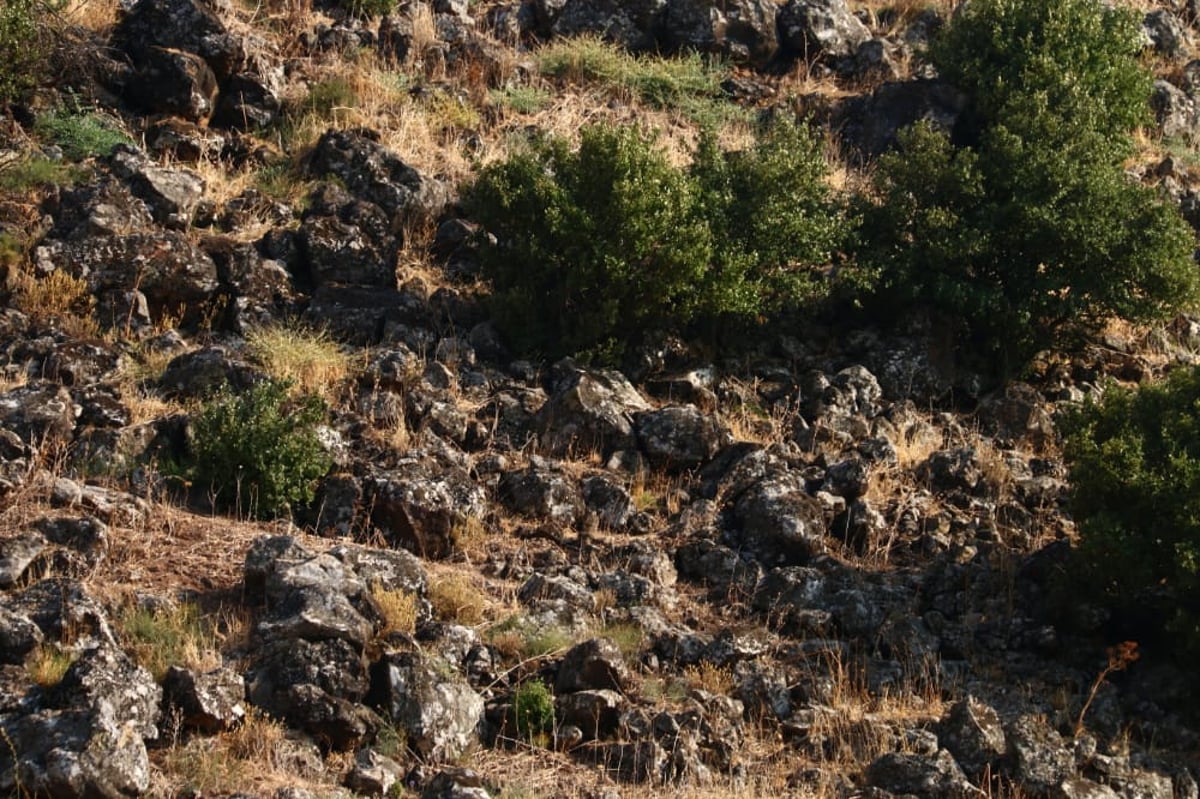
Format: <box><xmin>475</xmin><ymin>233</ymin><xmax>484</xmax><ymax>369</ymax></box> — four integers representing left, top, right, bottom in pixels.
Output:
<box><xmin>557</xmin><ymin>689</ymin><xmax>626</xmax><ymax>741</ymax></box>
<box><xmin>309</xmin><ymin>129</ymin><xmax>451</xmax><ymax>226</ymax></box>
<box><xmin>731</xmin><ymin>471</ymin><xmax>827</xmax><ymax>566</ymax></box>
<box><xmin>1004</xmin><ymin>714</ymin><xmax>1075</xmax><ymax>795</ymax></box>
<box><xmin>662</xmin><ymin>0</ymin><xmax>778</xmax><ymax>63</ymax></box>
<box><xmin>256</xmin><ymin>553</ymin><xmax>377</xmax><ymax>646</ymax></box>
<box><xmin>163</xmin><ymin>665</ymin><xmax>246</xmax><ymax>733</ymax></box>
<box><xmin>370</xmin><ymin>651</ymin><xmax>484</xmax><ymax>762</ymax></box>
<box><xmin>299</xmin><ymin>184</ymin><xmax>400</xmax><ymax>288</ymax></box>
<box><xmin>635</xmin><ymin>405</ymin><xmax>728</xmax><ymax>470</ymax></box>
<box><xmin>110</xmin><ymin>146</ymin><xmax>205</xmax><ymax>229</ymax></box>
<box><xmin>535</xmin><ymin>362</ymin><xmax>652</xmax><ymax>456</ymax></box>
<box><xmin>365</xmin><ymin>466</ymin><xmax>489</xmax><ymax>559</ymax></box>
<box><xmin>555</xmin><ymin>638</ymin><xmax>631</xmax><ymax>694</ymax></box>
<box><xmin>1</xmin><ymin>644</ymin><xmax>162</xmax><ymax>798</ymax></box>
<box><xmin>113</xmin><ymin>0</ymin><xmax>246</xmax><ymax>80</ymax></box>
<box><xmin>0</xmin><ymin>530</ymin><xmax>47</xmax><ymax>589</ymax></box>
<box><xmin>0</xmin><ymin>382</ymin><xmax>80</xmax><ymax>448</ymax></box>
<box><xmin>937</xmin><ymin>696</ymin><xmax>1006</xmax><ymax>780</ymax></box>
<box><xmin>498</xmin><ymin>461</ymin><xmax>584</xmax><ymax>525</ymax></box>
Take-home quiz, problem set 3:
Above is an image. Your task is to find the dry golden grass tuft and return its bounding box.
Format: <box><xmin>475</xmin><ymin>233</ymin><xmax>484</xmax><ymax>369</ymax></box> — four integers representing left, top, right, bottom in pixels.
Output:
<box><xmin>429</xmin><ymin>571</ymin><xmax>490</xmax><ymax>625</ymax></box>
<box><xmin>62</xmin><ymin>0</ymin><xmax>121</xmax><ymax>32</ymax></box>
<box><xmin>26</xmin><ymin>644</ymin><xmax>76</xmax><ymax>688</ymax></box>
<box><xmin>115</xmin><ymin>600</ymin><xmax>223</xmax><ymax>682</ymax></box>
<box><xmin>371</xmin><ymin>584</ymin><xmax>419</xmax><ymax>637</ymax></box>
<box><xmin>246</xmin><ymin>322</ymin><xmax>352</xmax><ymax>404</ymax></box>
<box><xmin>8</xmin><ymin>266</ymin><xmax>100</xmax><ymax>339</ymax></box>
<box><xmin>684</xmin><ymin>661</ymin><xmax>735</xmax><ymax>694</ymax></box>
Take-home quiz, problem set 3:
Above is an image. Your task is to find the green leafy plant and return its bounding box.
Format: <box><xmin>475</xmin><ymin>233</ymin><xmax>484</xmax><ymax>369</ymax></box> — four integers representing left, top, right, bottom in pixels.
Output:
<box><xmin>513</xmin><ymin>680</ymin><xmax>555</xmax><ymax>742</ymax></box>
<box><xmin>116</xmin><ymin>602</ymin><xmax>220</xmax><ymax>681</ymax></box>
<box><xmin>35</xmin><ymin>108</ymin><xmax>132</xmax><ymax>160</ymax></box>
<box><xmin>0</xmin><ymin>157</ymin><xmax>82</xmax><ymax>191</ymax></box>
<box><xmin>465</xmin><ymin>120</ymin><xmax>846</xmax><ymax>361</ymax></box>
<box><xmin>188</xmin><ymin>378</ymin><xmax>332</xmax><ymax>519</ymax></box>
<box><xmin>0</xmin><ymin>0</ymin><xmax>50</xmax><ymax>106</ymax></box>
<box><xmin>1062</xmin><ymin>369</ymin><xmax>1200</xmax><ymax>658</ymax></box>
<box><xmin>855</xmin><ymin>0</ymin><xmax>1199</xmax><ymax>373</ymax></box>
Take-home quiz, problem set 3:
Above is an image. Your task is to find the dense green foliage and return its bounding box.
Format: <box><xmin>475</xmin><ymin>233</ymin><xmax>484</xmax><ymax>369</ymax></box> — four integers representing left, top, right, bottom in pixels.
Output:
<box><xmin>513</xmin><ymin>680</ymin><xmax>555</xmax><ymax>741</ymax></box>
<box><xmin>465</xmin><ymin>122</ymin><xmax>846</xmax><ymax>361</ymax></box>
<box><xmin>1063</xmin><ymin>368</ymin><xmax>1200</xmax><ymax>656</ymax></box>
<box><xmin>189</xmin><ymin>379</ymin><xmax>332</xmax><ymax>519</ymax></box>
<box><xmin>856</xmin><ymin>0</ymin><xmax>1199</xmax><ymax>372</ymax></box>
<box><xmin>0</xmin><ymin>0</ymin><xmax>50</xmax><ymax>106</ymax></box>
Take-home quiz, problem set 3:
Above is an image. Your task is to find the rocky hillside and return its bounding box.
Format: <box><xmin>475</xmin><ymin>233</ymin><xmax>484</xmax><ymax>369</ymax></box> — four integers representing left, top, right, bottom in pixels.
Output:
<box><xmin>2</xmin><ymin>0</ymin><xmax>1200</xmax><ymax>797</ymax></box>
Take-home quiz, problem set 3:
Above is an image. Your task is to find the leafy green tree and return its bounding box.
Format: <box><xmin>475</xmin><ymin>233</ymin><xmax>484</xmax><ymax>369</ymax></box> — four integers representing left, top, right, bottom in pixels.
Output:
<box><xmin>189</xmin><ymin>379</ymin><xmax>332</xmax><ymax>519</ymax></box>
<box><xmin>1063</xmin><ymin>368</ymin><xmax>1200</xmax><ymax>656</ymax></box>
<box><xmin>856</xmin><ymin>0</ymin><xmax>1199</xmax><ymax>372</ymax></box>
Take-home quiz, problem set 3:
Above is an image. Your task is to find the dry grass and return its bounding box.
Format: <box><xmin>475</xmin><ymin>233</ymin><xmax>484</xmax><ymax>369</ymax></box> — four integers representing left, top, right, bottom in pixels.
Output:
<box><xmin>8</xmin><ymin>267</ymin><xmax>100</xmax><ymax>339</ymax></box>
<box><xmin>429</xmin><ymin>572</ymin><xmax>490</xmax><ymax>626</ymax></box>
<box><xmin>61</xmin><ymin>0</ymin><xmax>121</xmax><ymax>33</ymax></box>
<box><xmin>246</xmin><ymin>323</ymin><xmax>352</xmax><ymax>404</ymax></box>
<box><xmin>115</xmin><ymin>600</ymin><xmax>223</xmax><ymax>682</ymax></box>
<box><xmin>683</xmin><ymin>661</ymin><xmax>734</xmax><ymax>694</ymax></box>
<box><xmin>371</xmin><ymin>584</ymin><xmax>419</xmax><ymax>637</ymax></box>
<box><xmin>26</xmin><ymin>644</ymin><xmax>76</xmax><ymax>688</ymax></box>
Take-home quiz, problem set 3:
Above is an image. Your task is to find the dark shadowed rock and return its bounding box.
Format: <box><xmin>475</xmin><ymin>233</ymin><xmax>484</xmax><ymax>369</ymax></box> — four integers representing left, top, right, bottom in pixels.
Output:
<box><xmin>865</xmin><ymin>750</ymin><xmax>975</xmax><ymax>798</ymax></box>
<box><xmin>299</xmin><ymin>183</ymin><xmax>400</xmax><ymax>288</ymax></box>
<box><xmin>0</xmin><ymin>531</ymin><xmax>47</xmax><ymax>589</ymax></box>
<box><xmin>1003</xmin><ymin>714</ymin><xmax>1075</xmax><ymax>795</ymax></box>
<box><xmin>662</xmin><ymin>0</ymin><xmax>778</xmax><ymax>63</ymax></box>
<box><xmin>212</xmin><ymin>71</ymin><xmax>284</xmax><ymax>130</ymax></box>
<box><xmin>557</xmin><ymin>689</ymin><xmax>626</xmax><ymax>740</ymax></box>
<box><xmin>113</xmin><ymin>0</ymin><xmax>246</xmax><ymax>79</ymax></box>
<box><xmin>834</xmin><ymin>80</ymin><xmax>965</xmax><ymax>160</ymax></box>
<box><xmin>555</xmin><ymin>638</ymin><xmax>631</xmax><ymax>694</ymax></box>
<box><xmin>365</xmin><ymin>466</ymin><xmax>489</xmax><ymax>559</ymax></box>
<box><xmin>498</xmin><ymin>461</ymin><xmax>584</xmax><ymax>525</ymax></box>
<box><xmin>778</xmin><ymin>0</ymin><xmax>870</xmax><ymax>60</ymax></box>
<box><xmin>110</xmin><ymin>146</ymin><xmax>206</xmax><ymax>229</ymax></box>
<box><xmin>123</xmin><ymin>46</ymin><xmax>220</xmax><ymax>121</ymax></box>
<box><xmin>552</xmin><ymin>0</ymin><xmax>666</xmax><ymax>50</ymax></box>
<box><xmin>309</xmin><ymin>129</ymin><xmax>451</xmax><ymax>226</ymax></box>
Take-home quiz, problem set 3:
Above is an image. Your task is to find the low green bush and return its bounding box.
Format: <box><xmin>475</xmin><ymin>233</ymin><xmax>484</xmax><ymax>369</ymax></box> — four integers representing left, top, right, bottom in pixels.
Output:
<box><xmin>35</xmin><ymin>109</ymin><xmax>132</xmax><ymax>160</ymax></box>
<box><xmin>1063</xmin><ymin>368</ymin><xmax>1200</xmax><ymax>657</ymax></box>
<box><xmin>513</xmin><ymin>680</ymin><xmax>555</xmax><ymax>741</ymax></box>
<box><xmin>464</xmin><ymin>120</ymin><xmax>846</xmax><ymax>362</ymax></box>
<box><xmin>0</xmin><ymin>0</ymin><xmax>50</xmax><ymax>107</ymax></box>
<box><xmin>188</xmin><ymin>379</ymin><xmax>332</xmax><ymax>519</ymax></box>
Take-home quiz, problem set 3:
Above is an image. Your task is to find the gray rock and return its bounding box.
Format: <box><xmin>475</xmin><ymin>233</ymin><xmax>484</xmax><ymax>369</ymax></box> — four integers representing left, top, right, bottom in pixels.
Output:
<box><xmin>582</xmin><ymin>475</ymin><xmax>635</xmax><ymax>529</ymax></box>
<box><xmin>309</xmin><ymin>129</ymin><xmax>450</xmax><ymax>226</ymax></box>
<box><xmin>662</xmin><ymin>0</ymin><xmax>778</xmax><ymax>63</ymax></box>
<box><xmin>587</xmin><ymin>740</ymin><xmax>666</xmax><ymax>783</ymax></box>
<box><xmin>0</xmin><ymin>531</ymin><xmax>47</xmax><ymax>589</ymax></box>
<box><xmin>937</xmin><ymin>696</ymin><xmax>1006</xmax><ymax>779</ymax></box>
<box><xmin>0</xmin><ymin>644</ymin><xmax>162</xmax><ymax>798</ymax></box>
<box><xmin>372</xmin><ymin>651</ymin><xmax>484</xmax><ymax>762</ymax></box>
<box><xmin>163</xmin><ymin>665</ymin><xmax>246</xmax><ymax>733</ymax></box>
<box><xmin>635</xmin><ymin>405</ymin><xmax>729</xmax><ymax>470</ymax></box>
<box><xmin>212</xmin><ymin>70</ymin><xmax>284</xmax><ymax>130</ymax></box>
<box><xmin>366</xmin><ymin>467</ymin><xmax>489</xmax><ymax>559</ymax></box>
<box><xmin>552</xmin><ymin>0</ymin><xmax>666</xmax><ymax>50</ymax></box>
<box><xmin>1151</xmin><ymin>79</ymin><xmax>1199</xmax><ymax>139</ymax></box>
<box><xmin>1004</xmin><ymin>714</ymin><xmax>1074</xmax><ymax>795</ymax></box>
<box><xmin>1056</xmin><ymin>778</ymin><xmax>1121</xmax><ymax>799</ymax></box>
<box><xmin>421</xmin><ymin>768</ymin><xmax>490</xmax><ymax>799</ymax></box>
<box><xmin>731</xmin><ymin>471</ymin><xmax>827</xmax><ymax>565</ymax></box>
<box><xmin>498</xmin><ymin>462</ymin><xmax>584</xmax><ymax>525</ymax></box>
<box><xmin>778</xmin><ymin>0</ymin><xmax>870</xmax><ymax>60</ymax></box>
<box><xmin>110</xmin><ymin>146</ymin><xmax>205</xmax><ymax>229</ymax></box>
<box><xmin>557</xmin><ymin>688</ymin><xmax>626</xmax><ymax>740</ymax></box>
<box><xmin>346</xmin><ymin>747</ymin><xmax>406</xmax><ymax>796</ymax></box>
<box><xmin>299</xmin><ymin>184</ymin><xmax>399</xmax><ymax>288</ymax></box>
<box><xmin>1143</xmin><ymin>10</ymin><xmax>1187</xmax><ymax>57</ymax></box>
<box><xmin>535</xmin><ymin>362</ymin><xmax>652</xmax><ymax>456</ymax></box>
<box><xmin>834</xmin><ymin>79</ymin><xmax>966</xmax><ymax>161</ymax></box>
<box><xmin>113</xmin><ymin>0</ymin><xmax>246</xmax><ymax>80</ymax></box>
<box><xmin>865</xmin><ymin>750</ymin><xmax>976</xmax><ymax>799</ymax></box>
<box><xmin>555</xmin><ymin>638</ymin><xmax>631</xmax><ymax>694</ymax></box>
<box><xmin>0</xmin><ymin>603</ymin><xmax>44</xmax><ymax>664</ymax></box>
<box><xmin>256</xmin><ymin>552</ymin><xmax>377</xmax><ymax>646</ymax></box>
<box><xmin>0</xmin><ymin>383</ymin><xmax>80</xmax><ymax>448</ymax></box>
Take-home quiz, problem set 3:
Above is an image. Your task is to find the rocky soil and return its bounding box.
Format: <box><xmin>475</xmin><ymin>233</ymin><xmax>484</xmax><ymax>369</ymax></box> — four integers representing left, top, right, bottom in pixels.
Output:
<box><xmin>3</xmin><ymin>0</ymin><xmax>1200</xmax><ymax>796</ymax></box>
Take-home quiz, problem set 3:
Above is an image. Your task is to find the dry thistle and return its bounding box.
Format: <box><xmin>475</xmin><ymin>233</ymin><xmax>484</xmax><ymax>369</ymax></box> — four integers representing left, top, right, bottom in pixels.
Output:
<box><xmin>1075</xmin><ymin>641</ymin><xmax>1139</xmax><ymax>737</ymax></box>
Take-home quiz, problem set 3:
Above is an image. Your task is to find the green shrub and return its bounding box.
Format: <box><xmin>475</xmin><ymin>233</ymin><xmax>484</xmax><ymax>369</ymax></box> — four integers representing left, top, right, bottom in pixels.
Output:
<box><xmin>465</xmin><ymin>125</ymin><xmax>712</xmax><ymax>361</ymax></box>
<box><xmin>0</xmin><ymin>157</ymin><xmax>82</xmax><ymax>191</ymax></box>
<box><xmin>513</xmin><ymin>680</ymin><xmax>555</xmax><ymax>741</ymax></box>
<box><xmin>691</xmin><ymin>119</ymin><xmax>848</xmax><ymax>319</ymax></box>
<box><xmin>35</xmin><ymin>109</ymin><xmax>132</xmax><ymax>160</ymax></box>
<box><xmin>464</xmin><ymin>121</ymin><xmax>846</xmax><ymax>361</ymax></box>
<box><xmin>855</xmin><ymin>0</ymin><xmax>1200</xmax><ymax>373</ymax></box>
<box><xmin>1063</xmin><ymin>368</ymin><xmax>1200</xmax><ymax>657</ymax></box>
<box><xmin>188</xmin><ymin>379</ymin><xmax>332</xmax><ymax>519</ymax></box>
<box><xmin>0</xmin><ymin>0</ymin><xmax>49</xmax><ymax>106</ymax></box>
